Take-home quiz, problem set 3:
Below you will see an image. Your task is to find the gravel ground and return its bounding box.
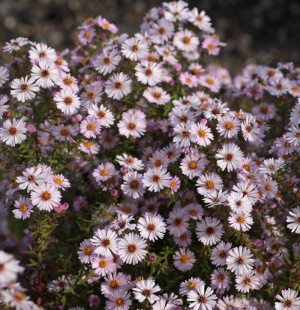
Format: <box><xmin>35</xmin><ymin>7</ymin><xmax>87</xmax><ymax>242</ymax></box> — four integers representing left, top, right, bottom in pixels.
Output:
<box><xmin>0</xmin><ymin>0</ymin><xmax>299</xmax><ymax>72</ymax></box>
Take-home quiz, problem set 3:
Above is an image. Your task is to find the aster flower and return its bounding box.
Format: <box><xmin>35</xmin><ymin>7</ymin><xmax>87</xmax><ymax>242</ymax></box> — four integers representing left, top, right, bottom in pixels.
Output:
<box><xmin>116</xmin><ymin>153</ymin><xmax>144</xmax><ymax>171</ymax></box>
<box><xmin>30</xmin><ymin>183</ymin><xmax>62</xmax><ymax>212</ymax></box>
<box><xmin>187</xmin><ymin>284</ymin><xmax>217</xmax><ymax>310</ymax></box>
<box><xmin>10</xmin><ymin>76</ymin><xmax>39</xmax><ymax>102</ymax></box>
<box><xmin>93</xmin><ymin>162</ymin><xmax>117</xmax><ymax>183</ymax></box>
<box><xmin>286</xmin><ymin>206</ymin><xmax>300</xmax><ymax>234</ymax></box>
<box><xmin>228</xmin><ymin>211</ymin><xmax>254</xmax><ymax>232</ymax></box>
<box><xmin>77</xmin><ymin>239</ymin><xmax>96</xmax><ymax>264</ymax></box>
<box><xmin>101</xmin><ymin>271</ymin><xmax>129</xmax><ymax>297</ymax></box>
<box><xmin>227</xmin><ymin>192</ymin><xmax>253</xmax><ymax>214</ymax></box>
<box><xmin>90</xmin><ymin>228</ymin><xmax>119</xmax><ymax>257</ymax></box>
<box><xmin>167</xmin><ymin>206</ymin><xmax>190</xmax><ymax>237</ymax></box>
<box><xmin>190</xmin><ymin>121</ymin><xmax>214</xmax><ymax>146</ymax></box>
<box><xmin>94</xmin><ymin>49</ymin><xmax>121</xmax><ymax>75</ymax></box>
<box><xmin>226</xmin><ymin>246</ymin><xmax>254</xmax><ymax>275</ymax></box>
<box><xmin>163</xmin><ymin>1</ymin><xmax>189</xmax><ymax>21</ymax></box>
<box><xmin>173</xmin><ymin>121</ymin><xmax>193</xmax><ymax>148</ymax></box>
<box><xmin>142</xmin><ymin>167</ymin><xmax>172</xmax><ymax>192</ymax></box>
<box><xmin>173</xmin><ymin>248</ymin><xmax>196</xmax><ymax>272</ymax></box>
<box><xmin>106</xmin><ymin>289</ymin><xmax>132</xmax><ymax>310</ymax></box>
<box><xmin>110</xmin><ymin>213</ymin><xmax>136</xmax><ymax>235</ymax></box>
<box><xmin>118</xmin><ymin>109</ymin><xmax>147</xmax><ymax>138</ymax></box>
<box><xmin>196</xmin><ymin>172</ymin><xmax>223</xmax><ymax>197</ymax></box>
<box><xmin>91</xmin><ymin>256</ymin><xmax>116</xmax><ymax>277</ymax></box>
<box><xmin>135</xmin><ymin>61</ymin><xmax>162</xmax><ymax>86</ymax></box>
<box><xmin>118</xmin><ymin>232</ymin><xmax>148</xmax><ymax>265</ymax></box>
<box><xmin>211</xmin><ymin>242</ymin><xmax>232</xmax><ymax>266</ymax></box>
<box><xmin>3</xmin><ymin>37</ymin><xmax>29</xmax><ymax>53</ymax></box>
<box><xmin>180</xmin><ymin>153</ymin><xmax>207</xmax><ymax>179</ymax></box>
<box><xmin>53</xmin><ymin>88</ymin><xmax>81</xmax><ymax>115</ymax></box>
<box><xmin>0</xmin><ymin>118</ymin><xmax>27</xmax><ymax>146</ymax></box>
<box><xmin>188</xmin><ymin>8</ymin><xmax>214</xmax><ymax>33</ymax></box>
<box><xmin>29</xmin><ymin>42</ymin><xmax>57</xmax><ymax>65</ymax></box>
<box><xmin>31</xmin><ymin>61</ymin><xmax>59</xmax><ymax>88</ymax></box>
<box><xmin>143</xmin><ymin>86</ymin><xmax>171</xmax><ymax>105</ymax></box>
<box><xmin>0</xmin><ymin>94</ymin><xmax>9</xmax><ymax>119</ymax></box>
<box><xmin>216</xmin><ymin>143</ymin><xmax>244</xmax><ymax>172</ymax></box>
<box><xmin>211</xmin><ymin>267</ymin><xmax>231</xmax><ymax>294</ymax></box>
<box><xmin>179</xmin><ymin>277</ymin><xmax>205</xmax><ymax>296</ymax></box>
<box><xmin>173</xmin><ymin>29</ymin><xmax>199</xmax><ymax>52</ymax></box>
<box><xmin>132</xmin><ymin>278</ymin><xmax>160</xmax><ymax>304</ymax></box>
<box><xmin>196</xmin><ymin>216</ymin><xmax>224</xmax><ymax>246</ymax></box>
<box><xmin>121</xmin><ymin>171</ymin><xmax>145</xmax><ymax>199</ymax></box>
<box><xmin>235</xmin><ymin>271</ymin><xmax>260</xmax><ymax>293</ymax></box>
<box><xmin>0</xmin><ymin>66</ymin><xmax>9</xmax><ymax>87</ymax></box>
<box><xmin>47</xmin><ymin>174</ymin><xmax>70</xmax><ymax>190</ymax></box>
<box><xmin>275</xmin><ymin>288</ymin><xmax>300</xmax><ymax>310</ymax></box>
<box><xmin>216</xmin><ymin>115</ymin><xmax>240</xmax><ymax>138</ymax></box>
<box><xmin>1</xmin><ymin>287</ymin><xmax>37</xmax><ymax>310</ymax></box>
<box><xmin>13</xmin><ymin>196</ymin><xmax>34</xmax><ymax>220</ymax></box>
<box><xmin>137</xmin><ymin>212</ymin><xmax>166</xmax><ymax>241</ymax></box>
<box><xmin>105</xmin><ymin>72</ymin><xmax>132</xmax><ymax>100</ymax></box>
<box><xmin>121</xmin><ymin>36</ymin><xmax>149</xmax><ymax>61</ymax></box>
<box><xmin>0</xmin><ymin>251</ymin><xmax>24</xmax><ymax>285</ymax></box>
<box><xmin>88</xmin><ymin>104</ymin><xmax>115</xmax><ymax>127</ymax></box>
<box><xmin>80</xmin><ymin>115</ymin><xmax>101</xmax><ymax>138</ymax></box>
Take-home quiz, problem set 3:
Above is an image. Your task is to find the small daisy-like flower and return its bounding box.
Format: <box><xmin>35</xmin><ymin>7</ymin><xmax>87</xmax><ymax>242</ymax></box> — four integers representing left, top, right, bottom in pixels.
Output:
<box><xmin>211</xmin><ymin>242</ymin><xmax>232</xmax><ymax>266</ymax></box>
<box><xmin>286</xmin><ymin>206</ymin><xmax>300</xmax><ymax>234</ymax></box>
<box><xmin>196</xmin><ymin>172</ymin><xmax>223</xmax><ymax>197</ymax></box>
<box><xmin>132</xmin><ymin>278</ymin><xmax>161</xmax><ymax>304</ymax></box>
<box><xmin>47</xmin><ymin>174</ymin><xmax>71</xmax><ymax>190</ymax></box>
<box><xmin>184</xmin><ymin>203</ymin><xmax>204</xmax><ymax>220</ymax></box>
<box><xmin>31</xmin><ymin>61</ymin><xmax>59</xmax><ymax>88</ymax></box>
<box><xmin>90</xmin><ymin>228</ymin><xmax>119</xmax><ymax>258</ymax></box>
<box><xmin>142</xmin><ymin>167</ymin><xmax>172</xmax><ymax>192</ymax></box>
<box><xmin>235</xmin><ymin>271</ymin><xmax>260</xmax><ymax>293</ymax></box>
<box><xmin>77</xmin><ymin>239</ymin><xmax>96</xmax><ymax>264</ymax></box>
<box><xmin>118</xmin><ymin>232</ymin><xmax>148</xmax><ymax>265</ymax></box>
<box><xmin>91</xmin><ymin>256</ymin><xmax>116</xmax><ymax>277</ymax></box>
<box><xmin>118</xmin><ymin>110</ymin><xmax>147</xmax><ymax>138</ymax></box>
<box><xmin>135</xmin><ymin>61</ymin><xmax>162</xmax><ymax>86</ymax></box>
<box><xmin>167</xmin><ymin>176</ymin><xmax>181</xmax><ymax>194</ymax></box>
<box><xmin>173</xmin><ymin>248</ymin><xmax>196</xmax><ymax>272</ymax></box>
<box><xmin>10</xmin><ymin>76</ymin><xmax>39</xmax><ymax>102</ymax></box>
<box><xmin>188</xmin><ymin>8</ymin><xmax>214</xmax><ymax>33</ymax></box>
<box><xmin>101</xmin><ymin>271</ymin><xmax>129</xmax><ymax>297</ymax></box>
<box><xmin>29</xmin><ymin>42</ymin><xmax>57</xmax><ymax>65</ymax></box>
<box><xmin>227</xmin><ymin>192</ymin><xmax>253</xmax><ymax>214</ymax></box>
<box><xmin>167</xmin><ymin>206</ymin><xmax>190</xmax><ymax>237</ymax></box>
<box><xmin>143</xmin><ymin>86</ymin><xmax>171</xmax><ymax>105</ymax></box>
<box><xmin>110</xmin><ymin>214</ymin><xmax>136</xmax><ymax>235</ymax></box>
<box><xmin>80</xmin><ymin>115</ymin><xmax>101</xmax><ymax>138</ymax></box>
<box><xmin>106</xmin><ymin>289</ymin><xmax>132</xmax><ymax>310</ymax></box>
<box><xmin>88</xmin><ymin>104</ymin><xmax>115</xmax><ymax>128</ymax></box>
<box><xmin>30</xmin><ymin>183</ymin><xmax>62</xmax><ymax>212</ymax></box>
<box><xmin>52</xmin><ymin>124</ymin><xmax>77</xmax><ymax>142</ymax></box>
<box><xmin>13</xmin><ymin>196</ymin><xmax>34</xmax><ymax>220</ymax></box>
<box><xmin>173</xmin><ymin>121</ymin><xmax>193</xmax><ymax>148</ymax></box>
<box><xmin>180</xmin><ymin>153</ymin><xmax>207</xmax><ymax>179</ymax></box>
<box><xmin>196</xmin><ymin>216</ymin><xmax>224</xmax><ymax>245</ymax></box>
<box><xmin>53</xmin><ymin>88</ymin><xmax>81</xmax><ymax>115</ymax></box>
<box><xmin>137</xmin><ymin>212</ymin><xmax>166</xmax><ymax>241</ymax></box>
<box><xmin>275</xmin><ymin>288</ymin><xmax>300</xmax><ymax>310</ymax></box>
<box><xmin>190</xmin><ymin>122</ymin><xmax>214</xmax><ymax>146</ymax></box>
<box><xmin>121</xmin><ymin>36</ymin><xmax>149</xmax><ymax>61</ymax></box>
<box><xmin>216</xmin><ymin>143</ymin><xmax>244</xmax><ymax>172</ymax></box>
<box><xmin>179</xmin><ymin>277</ymin><xmax>205</xmax><ymax>296</ymax></box>
<box><xmin>211</xmin><ymin>267</ymin><xmax>231</xmax><ymax>294</ymax></box>
<box><xmin>56</xmin><ymin>72</ymin><xmax>79</xmax><ymax>93</ymax></box>
<box><xmin>216</xmin><ymin>115</ymin><xmax>240</xmax><ymax>138</ymax></box>
<box><xmin>121</xmin><ymin>171</ymin><xmax>145</xmax><ymax>199</ymax></box>
<box><xmin>259</xmin><ymin>158</ymin><xmax>285</xmax><ymax>175</ymax></box>
<box><xmin>226</xmin><ymin>246</ymin><xmax>254</xmax><ymax>275</ymax></box>
<box><xmin>16</xmin><ymin>166</ymin><xmax>49</xmax><ymax>191</ymax></box>
<box><xmin>3</xmin><ymin>37</ymin><xmax>29</xmax><ymax>53</ymax></box>
<box><xmin>93</xmin><ymin>162</ymin><xmax>117</xmax><ymax>183</ymax></box>
<box><xmin>1</xmin><ymin>287</ymin><xmax>37</xmax><ymax>310</ymax></box>
<box><xmin>173</xmin><ymin>29</ymin><xmax>199</xmax><ymax>52</ymax></box>
<box><xmin>0</xmin><ymin>251</ymin><xmax>24</xmax><ymax>285</ymax></box>
<box><xmin>228</xmin><ymin>212</ymin><xmax>253</xmax><ymax>232</ymax></box>
<box><xmin>0</xmin><ymin>118</ymin><xmax>27</xmax><ymax>146</ymax></box>
<box><xmin>94</xmin><ymin>49</ymin><xmax>121</xmax><ymax>75</ymax></box>
<box><xmin>116</xmin><ymin>153</ymin><xmax>144</xmax><ymax>171</ymax></box>
<box><xmin>187</xmin><ymin>284</ymin><xmax>217</xmax><ymax>310</ymax></box>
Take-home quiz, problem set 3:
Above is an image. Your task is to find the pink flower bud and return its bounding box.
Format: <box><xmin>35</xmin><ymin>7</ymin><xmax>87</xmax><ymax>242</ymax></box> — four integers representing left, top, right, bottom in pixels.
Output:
<box><xmin>120</xmin><ymin>166</ymin><xmax>128</xmax><ymax>174</ymax></box>
<box><xmin>27</xmin><ymin>124</ymin><xmax>36</xmax><ymax>133</ymax></box>
<box><xmin>111</xmin><ymin>189</ymin><xmax>118</xmax><ymax>197</ymax></box>
<box><xmin>200</xmin><ymin>118</ymin><xmax>208</xmax><ymax>125</ymax></box>
<box><xmin>173</xmin><ymin>63</ymin><xmax>182</xmax><ymax>72</ymax></box>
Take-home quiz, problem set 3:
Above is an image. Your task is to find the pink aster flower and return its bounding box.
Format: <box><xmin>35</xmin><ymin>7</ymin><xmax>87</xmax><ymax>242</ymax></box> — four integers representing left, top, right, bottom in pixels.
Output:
<box><xmin>80</xmin><ymin>115</ymin><xmax>101</xmax><ymax>138</ymax></box>
<box><xmin>142</xmin><ymin>167</ymin><xmax>172</xmax><ymax>192</ymax></box>
<box><xmin>132</xmin><ymin>278</ymin><xmax>160</xmax><ymax>304</ymax></box>
<box><xmin>13</xmin><ymin>196</ymin><xmax>34</xmax><ymax>220</ymax></box>
<box><xmin>90</xmin><ymin>228</ymin><xmax>119</xmax><ymax>258</ymax></box>
<box><xmin>216</xmin><ymin>143</ymin><xmax>244</xmax><ymax>172</ymax></box>
<box><xmin>0</xmin><ymin>117</ymin><xmax>27</xmax><ymax>146</ymax></box>
<box><xmin>173</xmin><ymin>248</ymin><xmax>196</xmax><ymax>272</ymax></box>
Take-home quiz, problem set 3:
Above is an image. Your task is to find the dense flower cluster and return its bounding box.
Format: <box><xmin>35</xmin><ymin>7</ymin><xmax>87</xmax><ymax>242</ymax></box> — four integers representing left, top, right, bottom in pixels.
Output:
<box><xmin>0</xmin><ymin>1</ymin><xmax>300</xmax><ymax>309</ymax></box>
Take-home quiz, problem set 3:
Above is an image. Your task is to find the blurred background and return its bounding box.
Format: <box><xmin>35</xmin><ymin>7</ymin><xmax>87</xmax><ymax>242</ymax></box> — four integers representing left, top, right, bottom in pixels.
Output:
<box><xmin>0</xmin><ymin>0</ymin><xmax>299</xmax><ymax>72</ymax></box>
